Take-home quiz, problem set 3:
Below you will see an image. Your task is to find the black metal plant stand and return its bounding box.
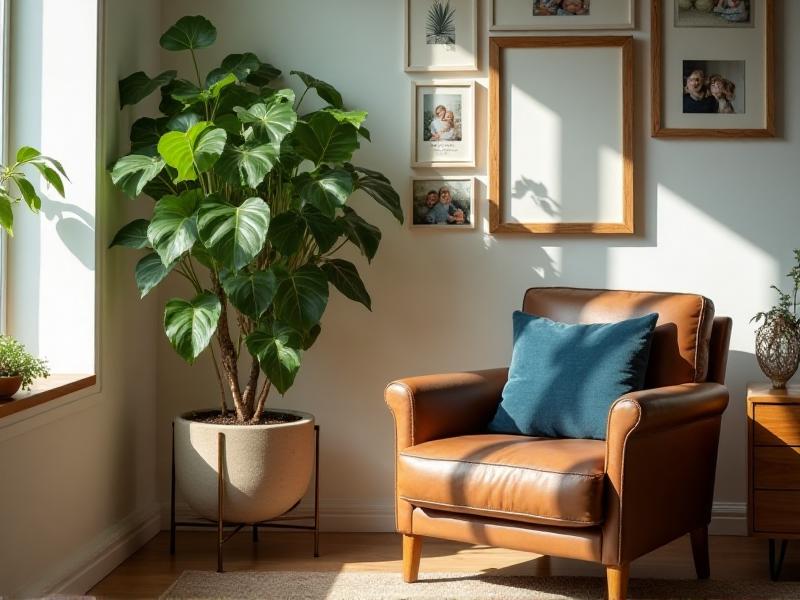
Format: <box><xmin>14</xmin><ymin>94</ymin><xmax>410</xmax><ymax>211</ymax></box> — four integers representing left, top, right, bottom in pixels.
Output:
<box><xmin>769</xmin><ymin>538</ymin><xmax>788</xmax><ymax>581</ymax></box>
<box><xmin>169</xmin><ymin>422</ymin><xmax>320</xmax><ymax>572</ymax></box>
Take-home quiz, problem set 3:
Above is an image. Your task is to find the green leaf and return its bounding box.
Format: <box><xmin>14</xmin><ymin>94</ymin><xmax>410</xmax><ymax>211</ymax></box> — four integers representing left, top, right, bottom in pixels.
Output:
<box><xmin>215</xmin><ymin>141</ymin><xmax>280</xmax><ymax>188</ymax></box>
<box><xmin>197</xmin><ymin>195</ymin><xmax>270</xmax><ymax>270</ymax></box>
<box><xmin>324</xmin><ymin>109</ymin><xmax>368</xmax><ymax>129</ymax></box>
<box><xmin>160</xmin><ymin>81</ymin><xmax>184</xmax><ymax>116</ymax></box>
<box><xmin>214</xmin><ymin>113</ymin><xmax>242</xmax><ymax>136</ymax></box>
<box><xmin>293</xmin><ymin>112</ymin><xmax>359</xmax><ymax>166</ymax></box>
<box><xmin>208</xmin><ymin>72</ymin><xmax>237</xmax><ymax>98</ymax></box>
<box><xmin>322</xmin><ymin>259</ymin><xmax>371</xmax><ymax>310</ymax></box>
<box><xmin>16</xmin><ymin>146</ymin><xmax>40</xmax><ymax>162</ymax></box>
<box><xmin>245</xmin><ymin>323</ymin><xmax>302</xmax><ymax>394</ymax></box>
<box><xmin>216</xmin><ymin>85</ymin><xmax>260</xmax><ymax>116</ymax></box>
<box><xmin>268</xmin><ymin>211</ymin><xmax>306</xmax><ymax>256</ymax></box>
<box><xmin>111</xmin><ymin>153</ymin><xmax>166</xmax><ymax>198</ymax></box>
<box><xmin>164</xmin><ymin>292</ymin><xmax>221</xmax><ymax>364</ymax></box>
<box><xmin>135</xmin><ymin>252</ymin><xmax>175</xmax><ymax>297</ymax></box>
<box><xmin>15</xmin><ymin>178</ymin><xmax>41</xmax><ymax>213</ymax></box>
<box><xmin>299</xmin><ymin>168</ymin><xmax>353</xmax><ymax>219</ymax></box>
<box><xmin>147</xmin><ymin>189</ymin><xmax>201</xmax><ymax>265</ymax></box>
<box><xmin>210</xmin><ymin>52</ymin><xmax>260</xmax><ymax>84</ymax></box>
<box><xmin>302</xmin><ymin>205</ymin><xmax>341</xmax><ymax>253</ymax></box>
<box><xmin>130</xmin><ymin>117</ymin><xmax>167</xmax><ymax>151</ymax></box>
<box><xmin>166</xmin><ymin>112</ymin><xmax>202</xmax><ymax>133</ymax></box>
<box><xmin>301</xmin><ymin>324</ymin><xmax>321</xmax><ymax>351</ymax></box>
<box><xmin>33</xmin><ymin>163</ymin><xmax>65</xmax><ymax>197</ymax></box>
<box><xmin>110</xmin><ymin>219</ymin><xmax>151</xmax><ymax>249</ymax></box>
<box><xmin>291</xmin><ymin>70</ymin><xmax>343</xmax><ymax>108</ymax></box>
<box><xmin>349</xmin><ymin>164</ymin><xmax>403</xmax><ymax>224</ymax></box>
<box><xmin>160</xmin><ymin>16</ymin><xmax>217</xmax><ymax>51</ymax></box>
<box><xmin>274</xmin><ymin>265</ymin><xmax>329</xmax><ymax>332</ymax></box>
<box><xmin>119</xmin><ymin>70</ymin><xmax>177</xmax><ymax>108</ymax></box>
<box><xmin>157</xmin><ymin>121</ymin><xmax>226</xmax><ymax>182</ymax></box>
<box><xmin>234</xmin><ymin>96</ymin><xmax>297</xmax><ymax>143</ymax></box>
<box><xmin>358</xmin><ymin>126</ymin><xmax>371</xmax><ymax>142</ymax></box>
<box><xmin>0</xmin><ymin>193</ymin><xmax>13</xmax><ymax>236</ymax></box>
<box><xmin>142</xmin><ymin>175</ymin><xmax>176</xmax><ymax>201</ymax></box>
<box><xmin>170</xmin><ymin>79</ymin><xmax>205</xmax><ymax>105</ymax></box>
<box><xmin>221</xmin><ymin>269</ymin><xmax>277</xmax><ymax>319</ymax></box>
<box><xmin>338</xmin><ymin>206</ymin><xmax>381</xmax><ymax>262</ymax></box>
<box><xmin>247</xmin><ymin>63</ymin><xmax>281</xmax><ymax>87</ymax></box>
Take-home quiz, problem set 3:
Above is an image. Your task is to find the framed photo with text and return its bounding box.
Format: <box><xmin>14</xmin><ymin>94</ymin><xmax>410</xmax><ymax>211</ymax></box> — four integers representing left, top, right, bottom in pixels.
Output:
<box><xmin>410</xmin><ymin>177</ymin><xmax>476</xmax><ymax>229</ymax></box>
<box><xmin>490</xmin><ymin>0</ymin><xmax>634</xmax><ymax>31</ymax></box>
<box><xmin>405</xmin><ymin>0</ymin><xmax>478</xmax><ymax>72</ymax></box>
<box><xmin>651</xmin><ymin>0</ymin><xmax>774</xmax><ymax>138</ymax></box>
<box><xmin>489</xmin><ymin>37</ymin><xmax>634</xmax><ymax>234</ymax></box>
<box><xmin>412</xmin><ymin>80</ymin><xmax>475</xmax><ymax>168</ymax></box>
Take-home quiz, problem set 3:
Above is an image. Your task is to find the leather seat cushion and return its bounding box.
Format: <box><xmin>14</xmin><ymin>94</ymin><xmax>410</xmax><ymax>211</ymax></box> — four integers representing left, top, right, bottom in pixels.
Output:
<box><xmin>398</xmin><ymin>434</ymin><xmax>606</xmax><ymax>528</ymax></box>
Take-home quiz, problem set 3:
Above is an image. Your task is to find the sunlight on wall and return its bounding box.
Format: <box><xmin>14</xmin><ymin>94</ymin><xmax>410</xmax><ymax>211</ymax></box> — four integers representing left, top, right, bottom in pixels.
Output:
<box><xmin>8</xmin><ymin>0</ymin><xmax>97</xmax><ymax>373</ymax></box>
<box><xmin>597</xmin><ymin>145</ymin><xmax>624</xmax><ymax>222</ymax></box>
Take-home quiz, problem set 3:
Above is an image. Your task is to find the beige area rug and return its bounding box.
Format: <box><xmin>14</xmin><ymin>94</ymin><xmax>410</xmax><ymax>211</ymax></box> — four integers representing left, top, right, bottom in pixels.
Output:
<box><xmin>161</xmin><ymin>570</ymin><xmax>800</xmax><ymax>599</ymax></box>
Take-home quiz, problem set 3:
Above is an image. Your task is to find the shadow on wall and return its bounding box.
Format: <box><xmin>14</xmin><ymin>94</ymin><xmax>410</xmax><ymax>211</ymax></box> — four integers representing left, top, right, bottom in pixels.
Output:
<box><xmin>41</xmin><ymin>197</ymin><xmax>96</xmax><ymax>270</ymax></box>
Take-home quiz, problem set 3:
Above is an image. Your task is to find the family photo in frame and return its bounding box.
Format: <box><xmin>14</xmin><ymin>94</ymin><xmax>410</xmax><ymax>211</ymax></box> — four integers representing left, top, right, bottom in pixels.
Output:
<box><xmin>411</xmin><ymin>178</ymin><xmax>475</xmax><ymax>228</ymax></box>
<box><xmin>412</xmin><ymin>81</ymin><xmax>475</xmax><ymax>168</ymax></box>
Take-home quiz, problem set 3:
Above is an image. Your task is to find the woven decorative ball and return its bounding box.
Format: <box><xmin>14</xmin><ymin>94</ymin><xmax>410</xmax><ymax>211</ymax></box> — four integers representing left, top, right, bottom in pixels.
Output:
<box><xmin>755</xmin><ymin>316</ymin><xmax>800</xmax><ymax>389</ymax></box>
<box><xmin>678</xmin><ymin>0</ymin><xmax>694</xmax><ymax>9</ymax></box>
<box><xmin>694</xmin><ymin>0</ymin><xmax>714</xmax><ymax>12</ymax></box>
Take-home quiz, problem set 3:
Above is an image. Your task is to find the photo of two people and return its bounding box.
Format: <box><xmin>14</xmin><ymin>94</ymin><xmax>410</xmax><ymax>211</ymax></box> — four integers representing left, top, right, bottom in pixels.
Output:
<box><xmin>682</xmin><ymin>60</ymin><xmax>745</xmax><ymax>114</ymax></box>
<box><xmin>532</xmin><ymin>0</ymin><xmax>590</xmax><ymax>16</ymax></box>
<box><xmin>412</xmin><ymin>180</ymin><xmax>472</xmax><ymax>227</ymax></box>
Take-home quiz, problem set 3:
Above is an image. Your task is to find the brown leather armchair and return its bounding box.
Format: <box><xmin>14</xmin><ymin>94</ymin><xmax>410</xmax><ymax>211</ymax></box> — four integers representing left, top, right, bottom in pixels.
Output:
<box><xmin>386</xmin><ymin>288</ymin><xmax>731</xmax><ymax>600</ymax></box>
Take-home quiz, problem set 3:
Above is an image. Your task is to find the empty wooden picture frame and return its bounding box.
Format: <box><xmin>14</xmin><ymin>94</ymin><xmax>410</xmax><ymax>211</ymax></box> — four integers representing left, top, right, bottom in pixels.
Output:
<box><xmin>490</xmin><ymin>0</ymin><xmax>634</xmax><ymax>31</ymax></box>
<box><xmin>651</xmin><ymin>0</ymin><xmax>775</xmax><ymax>138</ymax></box>
<box><xmin>405</xmin><ymin>0</ymin><xmax>478</xmax><ymax>72</ymax></box>
<box><xmin>412</xmin><ymin>80</ymin><xmax>476</xmax><ymax>168</ymax></box>
<box><xmin>489</xmin><ymin>36</ymin><xmax>634</xmax><ymax>234</ymax></box>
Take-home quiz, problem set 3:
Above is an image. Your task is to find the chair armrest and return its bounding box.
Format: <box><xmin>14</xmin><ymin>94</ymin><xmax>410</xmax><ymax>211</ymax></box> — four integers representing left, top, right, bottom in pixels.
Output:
<box><xmin>385</xmin><ymin>368</ymin><xmax>508</xmax><ymax>450</ymax></box>
<box><xmin>602</xmin><ymin>382</ymin><xmax>729</xmax><ymax>565</ymax></box>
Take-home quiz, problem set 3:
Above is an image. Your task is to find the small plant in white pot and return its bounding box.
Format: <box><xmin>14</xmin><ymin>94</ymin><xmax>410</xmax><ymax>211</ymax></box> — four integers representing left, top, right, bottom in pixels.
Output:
<box><xmin>0</xmin><ymin>335</ymin><xmax>50</xmax><ymax>398</ymax></box>
<box><xmin>109</xmin><ymin>15</ymin><xmax>402</xmax><ymax>523</ymax></box>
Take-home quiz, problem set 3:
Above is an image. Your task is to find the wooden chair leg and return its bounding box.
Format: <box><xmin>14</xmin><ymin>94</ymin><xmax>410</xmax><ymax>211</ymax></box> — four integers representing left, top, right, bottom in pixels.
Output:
<box><xmin>690</xmin><ymin>525</ymin><xmax>711</xmax><ymax>580</ymax></box>
<box><xmin>402</xmin><ymin>534</ymin><xmax>422</xmax><ymax>583</ymax></box>
<box><xmin>606</xmin><ymin>564</ymin><xmax>629</xmax><ymax>600</ymax></box>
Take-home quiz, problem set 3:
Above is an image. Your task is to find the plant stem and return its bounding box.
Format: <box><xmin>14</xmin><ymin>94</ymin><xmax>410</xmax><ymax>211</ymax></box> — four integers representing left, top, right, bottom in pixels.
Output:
<box><xmin>209</xmin><ymin>344</ymin><xmax>229</xmax><ymax>416</ymax></box>
<box><xmin>190</xmin><ymin>49</ymin><xmax>203</xmax><ymax>88</ymax></box>
<box><xmin>295</xmin><ymin>87</ymin><xmax>309</xmax><ymax>112</ymax></box>
<box><xmin>252</xmin><ymin>378</ymin><xmax>271</xmax><ymax>424</ymax></box>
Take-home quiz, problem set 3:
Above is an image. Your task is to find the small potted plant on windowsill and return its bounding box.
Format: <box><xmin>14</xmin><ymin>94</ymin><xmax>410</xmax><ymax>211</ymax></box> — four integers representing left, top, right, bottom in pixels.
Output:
<box><xmin>0</xmin><ymin>335</ymin><xmax>50</xmax><ymax>399</ymax></box>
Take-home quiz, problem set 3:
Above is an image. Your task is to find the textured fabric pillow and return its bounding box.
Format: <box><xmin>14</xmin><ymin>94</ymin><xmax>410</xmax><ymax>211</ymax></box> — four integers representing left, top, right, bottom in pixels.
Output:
<box><xmin>488</xmin><ymin>311</ymin><xmax>658</xmax><ymax>440</ymax></box>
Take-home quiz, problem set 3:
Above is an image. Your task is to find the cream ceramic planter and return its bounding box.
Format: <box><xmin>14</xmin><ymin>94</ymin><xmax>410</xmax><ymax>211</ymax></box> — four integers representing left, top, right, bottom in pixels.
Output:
<box><xmin>174</xmin><ymin>409</ymin><xmax>315</xmax><ymax>524</ymax></box>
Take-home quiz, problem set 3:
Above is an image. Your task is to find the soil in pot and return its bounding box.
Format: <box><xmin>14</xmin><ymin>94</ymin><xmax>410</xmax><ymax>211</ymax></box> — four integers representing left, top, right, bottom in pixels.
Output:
<box><xmin>184</xmin><ymin>409</ymin><xmax>302</xmax><ymax>426</ymax></box>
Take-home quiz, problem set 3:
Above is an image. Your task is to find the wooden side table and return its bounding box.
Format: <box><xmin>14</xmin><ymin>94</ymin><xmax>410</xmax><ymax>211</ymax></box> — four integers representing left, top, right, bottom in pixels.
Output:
<box><xmin>747</xmin><ymin>382</ymin><xmax>800</xmax><ymax>580</ymax></box>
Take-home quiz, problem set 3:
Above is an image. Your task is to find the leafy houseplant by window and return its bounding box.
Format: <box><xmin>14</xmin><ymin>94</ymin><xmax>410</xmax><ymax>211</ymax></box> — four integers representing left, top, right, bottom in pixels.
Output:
<box><xmin>109</xmin><ymin>15</ymin><xmax>402</xmax><ymax>523</ymax></box>
<box><xmin>752</xmin><ymin>249</ymin><xmax>800</xmax><ymax>388</ymax></box>
<box><xmin>0</xmin><ymin>335</ymin><xmax>50</xmax><ymax>398</ymax></box>
<box><xmin>0</xmin><ymin>147</ymin><xmax>68</xmax><ymax>235</ymax></box>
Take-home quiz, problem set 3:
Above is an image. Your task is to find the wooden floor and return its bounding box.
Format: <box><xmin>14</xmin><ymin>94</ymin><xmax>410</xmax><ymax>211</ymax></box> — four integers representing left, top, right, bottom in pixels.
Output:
<box><xmin>89</xmin><ymin>531</ymin><xmax>800</xmax><ymax>598</ymax></box>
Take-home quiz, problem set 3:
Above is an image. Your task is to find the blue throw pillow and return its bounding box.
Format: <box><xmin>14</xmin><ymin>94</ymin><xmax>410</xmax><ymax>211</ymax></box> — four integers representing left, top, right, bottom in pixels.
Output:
<box><xmin>488</xmin><ymin>311</ymin><xmax>658</xmax><ymax>440</ymax></box>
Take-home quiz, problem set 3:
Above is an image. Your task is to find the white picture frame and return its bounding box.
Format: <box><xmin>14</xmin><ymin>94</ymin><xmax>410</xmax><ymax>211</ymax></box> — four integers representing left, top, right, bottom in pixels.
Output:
<box><xmin>410</xmin><ymin>177</ymin><xmax>477</xmax><ymax>229</ymax></box>
<box><xmin>405</xmin><ymin>0</ymin><xmax>478</xmax><ymax>72</ymax></box>
<box><xmin>490</xmin><ymin>0</ymin><xmax>634</xmax><ymax>31</ymax></box>
<box><xmin>412</xmin><ymin>80</ymin><xmax>476</xmax><ymax>168</ymax></box>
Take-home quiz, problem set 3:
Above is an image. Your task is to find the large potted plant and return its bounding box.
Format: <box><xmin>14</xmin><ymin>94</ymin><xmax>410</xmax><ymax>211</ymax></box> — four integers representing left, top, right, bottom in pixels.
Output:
<box><xmin>109</xmin><ymin>15</ymin><xmax>402</xmax><ymax>523</ymax></box>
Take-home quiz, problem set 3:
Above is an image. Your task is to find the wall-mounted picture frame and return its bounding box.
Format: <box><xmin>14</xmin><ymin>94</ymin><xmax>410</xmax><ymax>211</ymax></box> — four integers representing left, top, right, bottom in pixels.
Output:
<box><xmin>405</xmin><ymin>0</ymin><xmax>478</xmax><ymax>72</ymax></box>
<box><xmin>490</xmin><ymin>0</ymin><xmax>634</xmax><ymax>31</ymax></box>
<box><xmin>412</xmin><ymin>80</ymin><xmax>476</xmax><ymax>168</ymax></box>
<box><xmin>410</xmin><ymin>177</ymin><xmax>476</xmax><ymax>229</ymax></box>
<box><xmin>651</xmin><ymin>0</ymin><xmax>774</xmax><ymax>138</ymax></box>
<box><xmin>489</xmin><ymin>36</ymin><xmax>634</xmax><ymax>235</ymax></box>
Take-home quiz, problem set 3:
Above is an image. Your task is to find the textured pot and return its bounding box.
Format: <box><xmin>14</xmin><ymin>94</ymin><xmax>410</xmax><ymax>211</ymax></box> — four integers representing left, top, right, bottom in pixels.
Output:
<box><xmin>174</xmin><ymin>409</ymin><xmax>315</xmax><ymax>524</ymax></box>
<box><xmin>0</xmin><ymin>376</ymin><xmax>22</xmax><ymax>398</ymax></box>
<box><xmin>755</xmin><ymin>317</ymin><xmax>800</xmax><ymax>389</ymax></box>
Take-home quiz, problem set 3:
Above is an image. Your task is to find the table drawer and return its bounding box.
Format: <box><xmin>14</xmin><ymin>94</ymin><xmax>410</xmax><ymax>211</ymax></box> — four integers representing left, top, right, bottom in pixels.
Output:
<box><xmin>754</xmin><ymin>405</ymin><xmax>800</xmax><ymax>445</ymax></box>
<box><xmin>755</xmin><ymin>447</ymin><xmax>800</xmax><ymax>489</ymax></box>
<box><xmin>754</xmin><ymin>491</ymin><xmax>800</xmax><ymax>533</ymax></box>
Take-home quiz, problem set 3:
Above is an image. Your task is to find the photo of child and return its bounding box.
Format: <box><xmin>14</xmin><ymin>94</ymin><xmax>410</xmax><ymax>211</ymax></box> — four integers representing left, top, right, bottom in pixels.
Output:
<box><xmin>682</xmin><ymin>60</ymin><xmax>745</xmax><ymax>114</ymax></box>
<box><xmin>412</xmin><ymin>179</ymin><xmax>474</xmax><ymax>227</ymax></box>
<box><xmin>422</xmin><ymin>94</ymin><xmax>463</xmax><ymax>142</ymax></box>
<box><xmin>532</xmin><ymin>0</ymin><xmax>590</xmax><ymax>16</ymax></box>
<box><xmin>676</xmin><ymin>0</ymin><xmax>752</xmax><ymax>28</ymax></box>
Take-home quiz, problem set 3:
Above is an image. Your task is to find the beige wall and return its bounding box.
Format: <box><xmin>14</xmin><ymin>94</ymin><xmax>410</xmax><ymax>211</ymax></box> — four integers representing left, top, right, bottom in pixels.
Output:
<box><xmin>154</xmin><ymin>0</ymin><xmax>800</xmax><ymax>532</ymax></box>
<box><xmin>0</xmin><ymin>1</ymin><xmax>162</xmax><ymax>595</ymax></box>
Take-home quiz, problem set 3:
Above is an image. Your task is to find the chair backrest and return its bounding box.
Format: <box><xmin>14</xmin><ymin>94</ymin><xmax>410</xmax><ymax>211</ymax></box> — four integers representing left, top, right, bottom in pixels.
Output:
<box><xmin>522</xmin><ymin>287</ymin><xmax>720</xmax><ymax>388</ymax></box>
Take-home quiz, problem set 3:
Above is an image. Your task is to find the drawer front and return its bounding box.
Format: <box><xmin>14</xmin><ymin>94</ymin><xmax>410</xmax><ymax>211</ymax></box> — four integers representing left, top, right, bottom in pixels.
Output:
<box><xmin>754</xmin><ymin>404</ymin><xmax>800</xmax><ymax>445</ymax></box>
<box><xmin>755</xmin><ymin>447</ymin><xmax>800</xmax><ymax>489</ymax></box>
<box><xmin>754</xmin><ymin>491</ymin><xmax>800</xmax><ymax>533</ymax></box>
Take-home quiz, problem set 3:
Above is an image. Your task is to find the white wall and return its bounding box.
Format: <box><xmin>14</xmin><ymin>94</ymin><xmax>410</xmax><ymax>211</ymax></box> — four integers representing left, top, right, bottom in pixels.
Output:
<box><xmin>152</xmin><ymin>0</ymin><xmax>799</xmax><ymax>531</ymax></box>
<box><xmin>0</xmin><ymin>1</ymin><xmax>162</xmax><ymax>595</ymax></box>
